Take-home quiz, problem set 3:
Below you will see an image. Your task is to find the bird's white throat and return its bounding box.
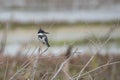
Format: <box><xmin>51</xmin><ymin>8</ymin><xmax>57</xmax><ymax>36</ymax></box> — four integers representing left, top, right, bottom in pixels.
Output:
<box><xmin>38</xmin><ymin>33</ymin><xmax>44</xmax><ymax>35</ymax></box>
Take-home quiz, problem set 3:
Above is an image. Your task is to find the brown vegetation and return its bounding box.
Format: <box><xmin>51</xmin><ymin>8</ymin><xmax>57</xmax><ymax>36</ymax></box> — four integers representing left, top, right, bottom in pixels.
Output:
<box><xmin>0</xmin><ymin>50</ymin><xmax>120</xmax><ymax>80</ymax></box>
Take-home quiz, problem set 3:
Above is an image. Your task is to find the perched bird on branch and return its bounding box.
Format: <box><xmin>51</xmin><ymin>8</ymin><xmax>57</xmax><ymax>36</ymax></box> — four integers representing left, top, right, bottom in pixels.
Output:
<box><xmin>38</xmin><ymin>28</ymin><xmax>50</xmax><ymax>47</ymax></box>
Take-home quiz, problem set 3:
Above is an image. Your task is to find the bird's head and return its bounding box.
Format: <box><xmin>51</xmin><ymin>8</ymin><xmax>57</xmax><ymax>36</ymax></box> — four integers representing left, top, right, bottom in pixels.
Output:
<box><xmin>38</xmin><ymin>28</ymin><xmax>49</xmax><ymax>34</ymax></box>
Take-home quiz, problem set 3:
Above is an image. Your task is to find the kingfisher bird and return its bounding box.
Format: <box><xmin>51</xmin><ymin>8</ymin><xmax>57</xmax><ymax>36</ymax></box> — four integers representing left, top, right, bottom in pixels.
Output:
<box><xmin>37</xmin><ymin>28</ymin><xmax>50</xmax><ymax>47</ymax></box>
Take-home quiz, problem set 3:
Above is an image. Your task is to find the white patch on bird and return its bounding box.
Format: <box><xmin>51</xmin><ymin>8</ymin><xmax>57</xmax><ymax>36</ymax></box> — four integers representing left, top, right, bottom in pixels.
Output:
<box><xmin>38</xmin><ymin>37</ymin><xmax>46</xmax><ymax>43</ymax></box>
<box><xmin>38</xmin><ymin>33</ymin><xmax>44</xmax><ymax>35</ymax></box>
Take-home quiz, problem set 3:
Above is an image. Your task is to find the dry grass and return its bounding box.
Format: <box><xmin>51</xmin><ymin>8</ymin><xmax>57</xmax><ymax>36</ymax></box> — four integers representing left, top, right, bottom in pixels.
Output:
<box><xmin>0</xmin><ymin>52</ymin><xmax>120</xmax><ymax>80</ymax></box>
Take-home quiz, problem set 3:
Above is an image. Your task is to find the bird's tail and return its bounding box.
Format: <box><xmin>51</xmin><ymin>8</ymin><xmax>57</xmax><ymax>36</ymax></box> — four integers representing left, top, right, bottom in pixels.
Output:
<box><xmin>46</xmin><ymin>42</ymin><xmax>50</xmax><ymax>47</ymax></box>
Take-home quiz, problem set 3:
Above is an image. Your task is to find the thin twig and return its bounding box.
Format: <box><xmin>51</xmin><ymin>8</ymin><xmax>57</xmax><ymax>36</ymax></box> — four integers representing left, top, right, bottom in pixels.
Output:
<box><xmin>51</xmin><ymin>57</ymin><xmax>71</xmax><ymax>80</ymax></box>
<box><xmin>40</xmin><ymin>47</ymin><xmax>49</xmax><ymax>56</ymax></box>
<box><xmin>51</xmin><ymin>48</ymin><xmax>78</xmax><ymax>80</ymax></box>
<box><xmin>0</xmin><ymin>24</ymin><xmax>8</xmax><ymax>54</ymax></box>
<box><xmin>88</xmin><ymin>72</ymin><xmax>94</xmax><ymax>80</ymax></box>
<box><xmin>41</xmin><ymin>72</ymin><xmax>48</xmax><ymax>80</ymax></box>
<box><xmin>9</xmin><ymin>61</ymin><xmax>31</xmax><ymax>80</ymax></box>
<box><xmin>31</xmin><ymin>48</ymin><xmax>41</xmax><ymax>80</ymax></box>
<box><xmin>62</xmin><ymin>70</ymin><xmax>73</xmax><ymax>80</ymax></box>
<box><xmin>9</xmin><ymin>46</ymin><xmax>49</xmax><ymax>80</ymax></box>
<box><xmin>76</xmin><ymin>53</ymin><xmax>96</xmax><ymax>80</ymax></box>
<box><xmin>4</xmin><ymin>60</ymin><xmax>8</xmax><ymax>80</ymax></box>
<box><xmin>21</xmin><ymin>46</ymin><xmax>38</xmax><ymax>68</ymax></box>
<box><xmin>31</xmin><ymin>42</ymin><xmax>49</xmax><ymax>80</ymax></box>
<box><xmin>75</xmin><ymin>26</ymin><xmax>116</xmax><ymax>80</ymax></box>
<box><xmin>80</xmin><ymin>61</ymin><xmax>120</xmax><ymax>77</ymax></box>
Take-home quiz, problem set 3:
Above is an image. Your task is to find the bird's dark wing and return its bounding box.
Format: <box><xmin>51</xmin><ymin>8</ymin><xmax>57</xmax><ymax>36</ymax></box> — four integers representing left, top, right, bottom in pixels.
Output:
<box><xmin>44</xmin><ymin>36</ymin><xmax>50</xmax><ymax>47</ymax></box>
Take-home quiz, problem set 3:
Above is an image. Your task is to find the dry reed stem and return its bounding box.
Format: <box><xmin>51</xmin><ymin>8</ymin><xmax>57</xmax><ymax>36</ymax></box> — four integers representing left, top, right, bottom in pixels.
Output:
<box><xmin>62</xmin><ymin>70</ymin><xmax>73</xmax><ymax>80</ymax></box>
<box><xmin>0</xmin><ymin>24</ymin><xmax>8</xmax><ymax>54</ymax></box>
<box><xmin>76</xmin><ymin>53</ymin><xmax>96</xmax><ymax>80</ymax></box>
<box><xmin>88</xmin><ymin>72</ymin><xmax>94</xmax><ymax>80</ymax></box>
<box><xmin>3</xmin><ymin>60</ymin><xmax>8</xmax><ymax>80</ymax></box>
<box><xmin>30</xmin><ymin>42</ymin><xmax>49</xmax><ymax>80</ymax></box>
<box><xmin>9</xmin><ymin>61</ymin><xmax>31</xmax><ymax>80</ymax></box>
<box><xmin>31</xmin><ymin>48</ymin><xmax>41</xmax><ymax>80</ymax></box>
<box><xmin>21</xmin><ymin>46</ymin><xmax>38</xmax><ymax>67</ymax></box>
<box><xmin>41</xmin><ymin>72</ymin><xmax>48</xmax><ymax>80</ymax></box>
<box><xmin>76</xmin><ymin>39</ymin><xmax>108</xmax><ymax>80</ymax></box>
<box><xmin>79</xmin><ymin>61</ymin><xmax>120</xmax><ymax>78</ymax></box>
<box><xmin>75</xmin><ymin>26</ymin><xmax>118</xmax><ymax>80</ymax></box>
<box><xmin>9</xmin><ymin>45</ymin><xmax>49</xmax><ymax>80</ymax></box>
<box><xmin>50</xmin><ymin>48</ymin><xmax>78</xmax><ymax>80</ymax></box>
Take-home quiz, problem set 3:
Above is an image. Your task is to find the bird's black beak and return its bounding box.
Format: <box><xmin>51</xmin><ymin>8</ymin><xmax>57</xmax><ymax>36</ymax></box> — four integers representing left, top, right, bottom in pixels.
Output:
<box><xmin>45</xmin><ymin>32</ymin><xmax>49</xmax><ymax>34</ymax></box>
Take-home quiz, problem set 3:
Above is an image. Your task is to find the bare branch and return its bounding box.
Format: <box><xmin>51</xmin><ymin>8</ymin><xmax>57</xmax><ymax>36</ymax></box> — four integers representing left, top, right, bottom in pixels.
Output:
<box><xmin>75</xmin><ymin>26</ymin><xmax>117</xmax><ymax>80</ymax></box>
<box><xmin>50</xmin><ymin>48</ymin><xmax>78</xmax><ymax>80</ymax></box>
<box><xmin>9</xmin><ymin>45</ymin><xmax>49</xmax><ymax>80</ymax></box>
<box><xmin>88</xmin><ymin>72</ymin><xmax>94</xmax><ymax>80</ymax></box>
<box><xmin>9</xmin><ymin>61</ymin><xmax>31</xmax><ymax>80</ymax></box>
<box><xmin>41</xmin><ymin>72</ymin><xmax>48</xmax><ymax>80</ymax></box>
<box><xmin>80</xmin><ymin>61</ymin><xmax>120</xmax><ymax>77</ymax></box>
<box><xmin>62</xmin><ymin>70</ymin><xmax>73</xmax><ymax>80</ymax></box>
<box><xmin>31</xmin><ymin>48</ymin><xmax>41</xmax><ymax>80</ymax></box>
<box><xmin>76</xmin><ymin>53</ymin><xmax>96</xmax><ymax>80</ymax></box>
<box><xmin>0</xmin><ymin>23</ymin><xmax>8</xmax><ymax>54</ymax></box>
<box><xmin>4</xmin><ymin>60</ymin><xmax>8</xmax><ymax>80</ymax></box>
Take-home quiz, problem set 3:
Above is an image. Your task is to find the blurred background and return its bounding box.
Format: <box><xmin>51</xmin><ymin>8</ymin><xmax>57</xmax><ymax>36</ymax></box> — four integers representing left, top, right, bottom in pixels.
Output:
<box><xmin>0</xmin><ymin>0</ymin><xmax>120</xmax><ymax>55</ymax></box>
<box><xmin>0</xmin><ymin>0</ymin><xmax>120</xmax><ymax>80</ymax></box>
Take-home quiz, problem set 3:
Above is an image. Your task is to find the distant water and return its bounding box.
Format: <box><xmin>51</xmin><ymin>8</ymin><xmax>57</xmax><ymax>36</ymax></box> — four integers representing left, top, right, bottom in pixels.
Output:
<box><xmin>0</xmin><ymin>9</ymin><xmax>120</xmax><ymax>23</ymax></box>
<box><xmin>1</xmin><ymin>26</ymin><xmax>120</xmax><ymax>55</ymax></box>
<box><xmin>4</xmin><ymin>43</ymin><xmax>120</xmax><ymax>56</ymax></box>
